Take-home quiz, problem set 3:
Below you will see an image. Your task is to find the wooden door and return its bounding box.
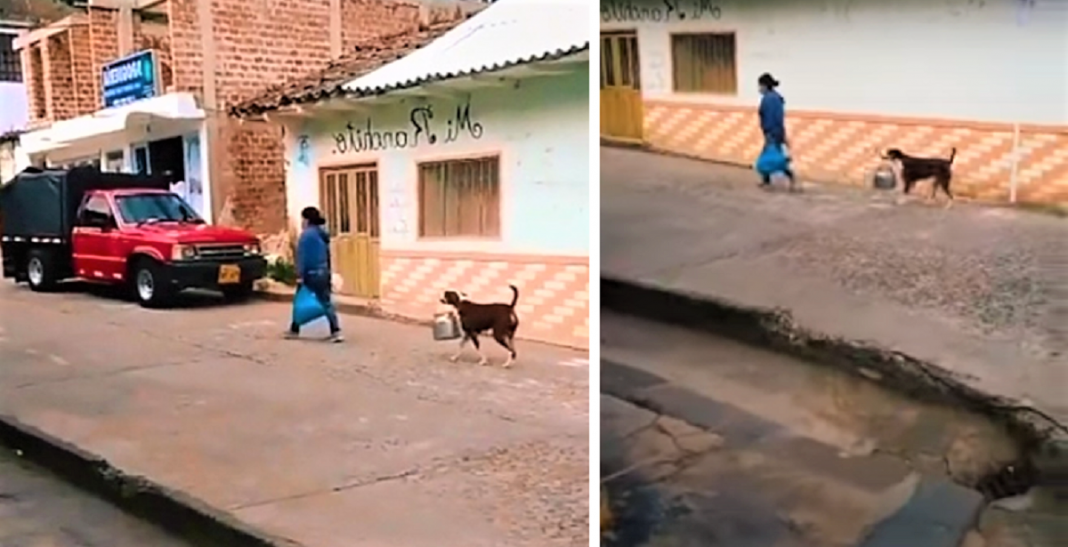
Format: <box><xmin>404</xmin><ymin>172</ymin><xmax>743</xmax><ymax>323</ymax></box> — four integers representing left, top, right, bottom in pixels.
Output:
<box><xmin>600</xmin><ymin>32</ymin><xmax>644</xmax><ymax>143</ymax></box>
<box><xmin>320</xmin><ymin>166</ymin><xmax>380</xmax><ymax>298</ymax></box>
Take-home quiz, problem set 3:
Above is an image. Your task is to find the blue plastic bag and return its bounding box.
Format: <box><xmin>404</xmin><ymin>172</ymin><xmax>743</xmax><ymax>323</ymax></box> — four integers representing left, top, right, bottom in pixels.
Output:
<box><xmin>291</xmin><ymin>285</ymin><xmax>326</xmax><ymax>327</ymax></box>
<box><xmin>755</xmin><ymin>142</ymin><xmax>791</xmax><ymax>178</ymax></box>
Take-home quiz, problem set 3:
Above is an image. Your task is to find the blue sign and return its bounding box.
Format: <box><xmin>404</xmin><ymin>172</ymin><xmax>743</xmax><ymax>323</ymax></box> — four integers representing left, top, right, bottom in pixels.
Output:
<box><xmin>101</xmin><ymin>50</ymin><xmax>159</xmax><ymax>108</ymax></box>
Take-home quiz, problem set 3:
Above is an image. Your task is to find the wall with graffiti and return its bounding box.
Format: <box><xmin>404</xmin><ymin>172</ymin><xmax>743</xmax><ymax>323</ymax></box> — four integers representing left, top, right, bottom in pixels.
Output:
<box><xmin>601</xmin><ymin>0</ymin><xmax>1067</xmax><ymax>125</ymax></box>
<box><xmin>284</xmin><ymin>64</ymin><xmax>589</xmax><ymax>257</ymax></box>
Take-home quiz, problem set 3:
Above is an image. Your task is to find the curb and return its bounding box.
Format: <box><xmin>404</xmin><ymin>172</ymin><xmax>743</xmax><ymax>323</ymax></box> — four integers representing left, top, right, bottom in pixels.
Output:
<box><xmin>0</xmin><ymin>415</ymin><xmax>300</xmax><ymax>547</ymax></box>
<box><xmin>601</xmin><ymin>275</ymin><xmax>1066</xmax><ymax>451</ymax></box>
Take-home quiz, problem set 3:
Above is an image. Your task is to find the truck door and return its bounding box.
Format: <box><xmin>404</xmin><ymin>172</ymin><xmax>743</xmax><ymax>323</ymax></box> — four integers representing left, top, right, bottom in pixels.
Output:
<box><xmin>71</xmin><ymin>194</ymin><xmax>123</xmax><ymax>282</ymax></box>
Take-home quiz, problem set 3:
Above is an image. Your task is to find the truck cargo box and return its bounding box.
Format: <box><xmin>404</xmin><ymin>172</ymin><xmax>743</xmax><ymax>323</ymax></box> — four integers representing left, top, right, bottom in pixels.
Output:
<box><xmin>0</xmin><ymin>167</ymin><xmax>169</xmax><ymax>239</ymax></box>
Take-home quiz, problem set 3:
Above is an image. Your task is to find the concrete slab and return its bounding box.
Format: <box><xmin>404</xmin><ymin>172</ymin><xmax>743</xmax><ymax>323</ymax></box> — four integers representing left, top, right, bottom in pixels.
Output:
<box><xmin>0</xmin><ymin>284</ymin><xmax>589</xmax><ymax>546</ymax></box>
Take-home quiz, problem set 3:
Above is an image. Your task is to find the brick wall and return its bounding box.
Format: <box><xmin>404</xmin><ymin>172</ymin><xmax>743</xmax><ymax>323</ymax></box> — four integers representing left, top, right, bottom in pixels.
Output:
<box><xmin>43</xmin><ymin>32</ymin><xmax>77</xmax><ymax>121</ymax></box>
<box><xmin>339</xmin><ymin>0</ymin><xmax>421</xmax><ymax>53</ymax></box>
<box><xmin>87</xmin><ymin>7</ymin><xmax>118</xmax><ymax>111</ymax></box>
<box><xmin>19</xmin><ymin>19</ymin><xmax>96</xmax><ymax>126</ymax></box>
<box><xmin>17</xmin><ymin>0</ymin><xmax>424</xmax><ymax>233</ymax></box>
<box><xmin>166</xmin><ymin>0</ymin><xmax>423</xmax><ymax>233</ymax></box>
<box><xmin>25</xmin><ymin>45</ymin><xmax>46</xmax><ymax>124</ymax></box>
<box><xmin>167</xmin><ymin>0</ymin><xmax>203</xmax><ymax>97</ymax></box>
<box><xmin>69</xmin><ymin>25</ymin><xmax>96</xmax><ymax>115</ymax></box>
<box><xmin>134</xmin><ymin>18</ymin><xmax>174</xmax><ymax>92</ymax></box>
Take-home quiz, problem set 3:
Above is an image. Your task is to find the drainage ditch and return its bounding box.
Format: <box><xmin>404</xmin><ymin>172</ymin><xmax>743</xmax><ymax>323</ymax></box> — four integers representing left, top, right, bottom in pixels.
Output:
<box><xmin>601</xmin><ymin>310</ymin><xmax>1062</xmax><ymax>546</ymax></box>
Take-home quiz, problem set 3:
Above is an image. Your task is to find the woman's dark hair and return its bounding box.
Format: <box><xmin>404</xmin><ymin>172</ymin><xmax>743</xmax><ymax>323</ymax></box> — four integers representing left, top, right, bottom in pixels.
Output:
<box><xmin>301</xmin><ymin>206</ymin><xmax>326</xmax><ymax>226</ymax></box>
<box><xmin>758</xmin><ymin>73</ymin><xmax>780</xmax><ymax>89</ymax></box>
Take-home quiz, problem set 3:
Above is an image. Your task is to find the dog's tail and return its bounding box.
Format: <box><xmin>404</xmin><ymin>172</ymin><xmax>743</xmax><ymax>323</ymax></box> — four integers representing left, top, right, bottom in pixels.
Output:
<box><xmin>508</xmin><ymin>284</ymin><xmax>519</xmax><ymax>308</ymax></box>
<box><xmin>948</xmin><ymin>148</ymin><xmax>957</xmax><ymax>164</ymax></box>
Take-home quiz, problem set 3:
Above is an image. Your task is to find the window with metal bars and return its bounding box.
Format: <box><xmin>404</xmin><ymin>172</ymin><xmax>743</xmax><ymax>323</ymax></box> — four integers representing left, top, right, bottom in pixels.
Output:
<box><xmin>671</xmin><ymin>33</ymin><xmax>737</xmax><ymax>94</ymax></box>
<box><xmin>0</xmin><ymin>34</ymin><xmax>21</xmax><ymax>83</ymax></box>
<box><xmin>418</xmin><ymin>156</ymin><xmax>500</xmax><ymax>238</ymax></box>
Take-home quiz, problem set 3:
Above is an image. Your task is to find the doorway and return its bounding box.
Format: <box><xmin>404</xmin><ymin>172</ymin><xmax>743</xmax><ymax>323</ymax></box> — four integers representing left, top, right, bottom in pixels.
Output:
<box><xmin>600</xmin><ymin>31</ymin><xmax>644</xmax><ymax>143</ymax></box>
<box><xmin>320</xmin><ymin>165</ymin><xmax>380</xmax><ymax>298</ymax></box>
<box><xmin>148</xmin><ymin>136</ymin><xmax>185</xmax><ymax>184</ymax></box>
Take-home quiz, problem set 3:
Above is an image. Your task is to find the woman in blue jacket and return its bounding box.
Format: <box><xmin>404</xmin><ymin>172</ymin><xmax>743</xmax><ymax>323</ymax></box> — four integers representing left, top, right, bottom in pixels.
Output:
<box><xmin>757</xmin><ymin>73</ymin><xmax>796</xmax><ymax>188</ymax></box>
<box><xmin>287</xmin><ymin>206</ymin><xmax>342</xmax><ymax>342</ymax></box>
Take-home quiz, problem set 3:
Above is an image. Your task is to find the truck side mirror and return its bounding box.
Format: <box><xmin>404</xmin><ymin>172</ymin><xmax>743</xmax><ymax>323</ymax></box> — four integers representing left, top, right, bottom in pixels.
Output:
<box><xmin>86</xmin><ymin>213</ymin><xmax>114</xmax><ymax>230</ymax></box>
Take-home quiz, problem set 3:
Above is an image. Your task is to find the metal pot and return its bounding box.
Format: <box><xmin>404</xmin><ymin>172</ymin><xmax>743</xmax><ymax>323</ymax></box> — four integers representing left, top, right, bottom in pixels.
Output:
<box><xmin>432</xmin><ymin>312</ymin><xmax>462</xmax><ymax>341</ymax></box>
<box><xmin>873</xmin><ymin>165</ymin><xmax>897</xmax><ymax>190</ymax></box>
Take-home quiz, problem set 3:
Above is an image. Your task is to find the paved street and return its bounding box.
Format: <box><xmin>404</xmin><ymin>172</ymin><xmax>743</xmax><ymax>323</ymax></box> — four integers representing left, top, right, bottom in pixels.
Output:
<box><xmin>602</xmin><ymin>146</ymin><xmax>1068</xmax><ymax>426</ymax></box>
<box><xmin>601</xmin><ymin>312</ymin><xmax>1037</xmax><ymax>547</ymax></box>
<box><xmin>0</xmin><ymin>449</ymin><xmax>189</xmax><ymax>546</ymax></box>
<box><xmin>0</xmin><ymin>283</ymin><xmax>589</xmax><ymax>547</ymax></box>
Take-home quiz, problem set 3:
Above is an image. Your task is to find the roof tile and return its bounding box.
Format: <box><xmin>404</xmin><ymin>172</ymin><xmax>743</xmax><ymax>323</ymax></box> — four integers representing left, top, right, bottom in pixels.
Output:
<box><xmin>230</xmin><ymin>17</ymin><xmax>470</xmax><ymax>116</ymax></box>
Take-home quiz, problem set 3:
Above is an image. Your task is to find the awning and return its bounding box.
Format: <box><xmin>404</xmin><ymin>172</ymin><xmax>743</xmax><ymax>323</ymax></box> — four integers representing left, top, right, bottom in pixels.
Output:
<box><xmin>21</xmin><ymin>92</ymin><xmax>205</xmax><ymax>156</ymax></box>
<box><xmin>341</xmin><ymin>0</ymin><xmax>589</xmax><ymax>95</ymax></box>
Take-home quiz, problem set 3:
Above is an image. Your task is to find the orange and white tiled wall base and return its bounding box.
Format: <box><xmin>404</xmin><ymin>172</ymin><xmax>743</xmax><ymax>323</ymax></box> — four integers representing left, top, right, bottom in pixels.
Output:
<box><xmin>379</xmin><ymin>251</ymin><xmax>590</xmax><ymax>350</ymax></box>
<box><xmin>643</xmin><ymin>101</ymin><xmax>1068</xmax><ymax>204</ymax></box>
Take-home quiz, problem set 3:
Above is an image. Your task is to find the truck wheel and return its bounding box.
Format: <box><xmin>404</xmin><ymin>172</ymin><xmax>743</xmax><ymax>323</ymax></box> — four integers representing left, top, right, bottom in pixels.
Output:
<box><xmin>221</xmin><ymin>281</ymin><xmax>255</xmax><ymax>303</ymax></box>
<box><xmin>26</xmin><ymin>249</ymin><xmax>57</xmax><ymax>292</ymax></box>
<box><xmin>132</xmin><ymin>260</ymin><xmax>174</xmax><ymax>308</ymax></box>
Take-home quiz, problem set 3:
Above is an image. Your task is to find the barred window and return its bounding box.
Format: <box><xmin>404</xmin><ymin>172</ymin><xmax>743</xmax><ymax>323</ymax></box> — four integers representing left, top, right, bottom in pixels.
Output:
<box><xmin>0</xmin><ymin>34</ymin><xmax>21</xmax><ymax>83</ymax></box>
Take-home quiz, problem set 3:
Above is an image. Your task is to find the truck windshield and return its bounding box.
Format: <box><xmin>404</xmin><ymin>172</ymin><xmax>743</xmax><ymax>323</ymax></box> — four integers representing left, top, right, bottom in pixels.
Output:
<box><xmin>115</xmin><ymin>194</ymin><xmax>204</xmax><ymax>225</ymax></box>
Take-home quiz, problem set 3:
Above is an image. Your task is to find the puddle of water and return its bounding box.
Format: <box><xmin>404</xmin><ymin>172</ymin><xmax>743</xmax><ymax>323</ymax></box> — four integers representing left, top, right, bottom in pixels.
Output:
<box><xmin>603</xmin><ymin>312</ymin><xmax>1022</xmax><ymax>485</ymax></box>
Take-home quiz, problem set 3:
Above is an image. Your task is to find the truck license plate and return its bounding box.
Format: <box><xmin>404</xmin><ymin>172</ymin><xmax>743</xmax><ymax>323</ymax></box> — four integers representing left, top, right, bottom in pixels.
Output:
<box><xmin>218</xmin><ymin>264</ymin><xmax>241</xmax><ymax>284</ymax></box>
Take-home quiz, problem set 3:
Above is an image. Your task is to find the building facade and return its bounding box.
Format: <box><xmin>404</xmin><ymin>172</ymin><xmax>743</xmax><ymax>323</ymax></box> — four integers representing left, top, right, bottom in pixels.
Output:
<box><xmin>600</xmin><ymin>0</ymin><xmax>1068</xmax><ymax>204</ymax></box>
<box><xmin>0</xmin><ymin>21</ymin><xmax>29</xmax><ymax>137</ymax></box>
<box><xmin>13</xmin><ymin>0</ymin><xmax>431</xmax><ymax>231</ymax></box>
<box><xmin>0</xmin><ymin>20</ymin><xmax>29</xmax><ymax>184</ymax></box>
<box><xmin>236</xmin><ymin>0</ymin><xmax>590</xmax><ymax>348</ymax></box>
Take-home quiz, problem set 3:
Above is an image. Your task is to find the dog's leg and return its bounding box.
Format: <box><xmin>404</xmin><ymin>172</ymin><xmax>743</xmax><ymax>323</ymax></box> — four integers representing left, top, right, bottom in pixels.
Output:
<box><xmin>493</xmin><ymin>330</ymin><xmax>517</xmax><ymax>368</ymax></box>
<box><xmin>449</xmin><ymin>334</ymin><xmax>470</xmax><ymax>362</ymax></box>
<box><xmin>941</xmin><ymin>178</ymin><xmax>955</xmax><ymax>209</ymax></box>
<box><xmin>470</xmin><ymin>335</ymin><xmax>489</xmax><ymax>366</ymax></box>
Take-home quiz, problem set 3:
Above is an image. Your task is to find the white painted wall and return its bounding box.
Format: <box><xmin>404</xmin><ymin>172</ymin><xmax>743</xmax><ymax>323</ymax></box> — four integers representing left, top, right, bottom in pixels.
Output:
<box><xmin>0</xmin><ymin>82</ymin><xmax>27</xmax><ymax>134</ymax></box>
<box><xmin>602</xmin><ymin>0</ymin><xmax>1068</xmax><ymax>125</ymax></box>
<box><xmin>285</xmin><ymin>64</ymin><xmax>589</xmax><ymax>257</ymax></box>
<box><xmin>0</xmin><ymin>140</ymin><xmax>29</xmax><ymax>183</ymax></box>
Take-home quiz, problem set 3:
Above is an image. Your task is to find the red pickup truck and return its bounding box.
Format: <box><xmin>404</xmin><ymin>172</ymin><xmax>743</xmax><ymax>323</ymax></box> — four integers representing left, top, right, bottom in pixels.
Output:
<box><xmin>1</xmin><ymin>167</ymin><xmax>267</xmax><ymax>307</ymax></box>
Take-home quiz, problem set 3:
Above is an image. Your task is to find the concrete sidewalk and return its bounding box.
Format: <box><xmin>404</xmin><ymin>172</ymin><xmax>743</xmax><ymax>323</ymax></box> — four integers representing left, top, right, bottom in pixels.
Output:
<box><xmin>0</xmin><ymin>284</ymin><xmax>589</xmax><ymax>547</ymax></box>
<box><xmin>602</xmin><ymin>146</ymin><xmax>1067</xmax><ymax>431</ymax></box>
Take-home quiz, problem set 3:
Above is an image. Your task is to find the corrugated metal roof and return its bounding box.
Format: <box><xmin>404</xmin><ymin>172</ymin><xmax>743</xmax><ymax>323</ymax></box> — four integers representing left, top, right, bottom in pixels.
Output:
<box><xmin>341</xmin><ymin>0</ymin><xmax>589</xmax><ymax>94</ymax></box>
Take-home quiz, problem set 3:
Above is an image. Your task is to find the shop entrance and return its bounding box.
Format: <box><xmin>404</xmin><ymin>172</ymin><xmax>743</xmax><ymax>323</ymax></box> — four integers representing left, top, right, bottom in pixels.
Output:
<box><xmin>148</xmin><ymin>137</ymin><xmax>185</xmax><ymax>185</ymax></box>
<box><xmin>600</xmin><ymin>31</ymin><xmax>644</xmax><ymax>143</ymax></box>
<box><xmin>319</xmin><ymin>165</ymin><xmax>380</xmax><ymax>298</ymax></box>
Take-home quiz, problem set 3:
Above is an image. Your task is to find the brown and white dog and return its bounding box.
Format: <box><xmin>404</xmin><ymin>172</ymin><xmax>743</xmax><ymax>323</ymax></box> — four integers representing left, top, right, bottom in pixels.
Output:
<box><xmin>883</xmin><ymin>148</ymin><xmax>957</xmax><ymax>206</ymax></box>
<box><xmin>440</xmin><ymin>285</ymin><xmax>520</xmax><ymax>368</ymax></box>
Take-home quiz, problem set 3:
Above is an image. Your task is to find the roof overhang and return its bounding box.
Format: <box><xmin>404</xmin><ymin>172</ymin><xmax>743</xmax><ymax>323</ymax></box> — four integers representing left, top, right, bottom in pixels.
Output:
<box><xmin>341</xmin><ymin>0</ymin><xmax>588</xmax><ymax>97</ymax></box>
<box><xmin>21</xmin><ymin>92</ymin><xmax>205</xmax><ymax>156</ymax></box>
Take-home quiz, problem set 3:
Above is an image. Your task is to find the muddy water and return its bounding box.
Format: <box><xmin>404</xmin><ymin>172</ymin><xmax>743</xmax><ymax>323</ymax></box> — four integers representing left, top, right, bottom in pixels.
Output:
<box><xmin>603</xmin><ymin>312</ymin><xmax>1023</xmax><ymax>483</ymax></box>
<box><xmin>0</xmin><ymin>450</ymin><xmax>190</xmax><ymax>546</ymax></box>
<box><xmin>602</xmin><ymin>312</ymin><xmax>1034</xmax><ymax>547</ymax></box>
